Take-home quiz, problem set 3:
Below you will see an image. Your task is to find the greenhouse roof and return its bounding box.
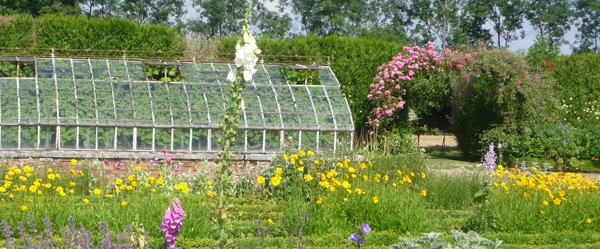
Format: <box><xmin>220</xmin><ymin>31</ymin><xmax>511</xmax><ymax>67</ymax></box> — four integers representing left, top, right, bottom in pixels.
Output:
<box><xmin>0</xmin><ymin>56</ymin><xmax>354</xmax><ymax>158</ymax></box>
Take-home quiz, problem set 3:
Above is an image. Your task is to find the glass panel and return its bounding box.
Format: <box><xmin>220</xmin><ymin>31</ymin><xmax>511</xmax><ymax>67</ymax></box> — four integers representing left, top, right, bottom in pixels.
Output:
<box><xmin>132</xmin><ymin>83</ymin><xmax>152</xmax><ymax>125</ymax></box>
<box><xmin>78</xmin><ymin>127</ymin><xmax>95</xmax><ymax>149</ymax></box>
<box><xmin>210</xmin><ymin>129</ymin><xmax>221</xmax><ymax>151</ymax></box>
<box><xmin>155</xmin><ymin>128</ymin><xmax>171</xmax><ymax>151</ymax></box>
<box><xmin>36</xmin><ymin>58</ymin><xmax>54</xmax><ymax>79</ymax></box>
<box><xmin>320</xmin><ymin>68</ymin><xmax>339</xmax><ymax>86</ymax></box>
<box><xmin>19</xmin><ymin>79</ymin><xmax>38</xmax><ymax>124</ymax></box>
<box><xmin>173</xmin><ymin>129</ymin><xmax>190</xmax><ymax>151</ymax></box>
<box><xmin>60</xmin><ymin>126</ymin><xmax>77</xmax><ymax>149</ymax></box>
<box><xmin>90</xmin><ymin>59</ymin><xmax>110</xmax><ymax>81</ymax></box>
<box><xmin>283</xmin><ymin>130</ymin><xmax>299</xmax><ymax>149</ymax></box>
<box><xmin>117</xmin><ymin>128</ymin><xmax>133</xmax><ymax>149</ymax></box>
<box><xmin>319</xmin><ymin>131</ymin><xmax>335</xmax><ymax>151</ymax></box>
<box><xmin>337</xmin><ymin>132</ymin><xmax>352</xmax><ymax>151</ymax></box>
<box><xmin>54</xmin><ymin>59</ymin><xmax>72</xmax><ymax>79</ymax></box>
<box><xmin>20</xmin><ymin>126</ymin><xmax>37</xmax><ymax>148</ymax></box>
<box><xmin>137</xmin><ymin>128</ymin><xmax>153</xmax><ymax>150</ymax></box>
<box><xmin>1</xmin><ymin>79</ymin><xmax>19</xmax><ymax>123</ymax></box>
<box><xmin>127</xmin><ymin>61</ymin><xmax>146</xmax><ymax>81</ymax></box>
<box><xmin>247</xmin><ymin>130</ymin><xmax>263</xmax><ymax>152</ymax></box>
<box><xmin>39</xmin><ymin>126</ymin><xmax>56</xmax><ymax>148</ymax></box>
<box><xmin>301</xmin><ymin>131</ymin><xmax>317</xmax><ymax>150</ymax></box>
<box><xmin>264</xmin><ymin>65</ymin><xmax>286</xmax><ymax>85</ymax></box>
<box><xmin>38</xmin><ymin>79</ymin><xmax>58</xmax><ymax>124</ymax></box>
<box><xmin>265</xmin><ymin>130</ymin><xmax>280</xmax><ymax>152</ymax></box>
<box><xmin>97</xmin><ymin>127</ymin><xmax>115</xmax><ymax>150</ymax></box>
<box><xmin>192</xmin><ymin>129</ymin><xmax>208</xmax><ymax>151</ymax></box>
<box><xmin>108</xmin><ymin>60</ymin><xmax>128</xmax><ymax>81</ymax></box>
<box><xmin>198</xmin><ymin>63</ymin><xmax>217</xmax><ymax>84</ymax></box>
<box><xmin>1</xmin><ymin>126</ymin><xmax>18</xmax><ymax>148</ymax></box>
<box><xmin>72</xmin><ymin>59</ymin><xmax>91</xmax><ymax>80</ymax></box>
<box><xmin>180</xmin><ymin>63</ymin><xmax>199</xmax><ymax>81</ymax></box>
<box><xmin>232</xmin><ymin>131</ymin><xmax>245</xmax><ymax>152</ymax></box>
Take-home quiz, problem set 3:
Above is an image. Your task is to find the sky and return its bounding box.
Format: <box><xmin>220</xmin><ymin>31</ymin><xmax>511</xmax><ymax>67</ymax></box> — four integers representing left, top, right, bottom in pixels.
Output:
<box><xmin>183</xmin><ymin>0</ymin><xmax>577</xmax><ymax>55</ymax></box>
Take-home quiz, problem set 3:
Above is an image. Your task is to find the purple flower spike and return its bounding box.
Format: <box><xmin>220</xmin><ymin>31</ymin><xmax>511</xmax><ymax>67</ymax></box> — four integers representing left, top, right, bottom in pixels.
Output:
<box><xmin>358</xmin><ymin>236</ymin><xmax>365</xmax><ymax>246</ymax></box>
<box><xmin>161</xmin><ymin>200</ymin><xmax>185</xmax><ymax>248</ymax></box>
<box><xmin>361</xmin><ymin>223</ymin><xmax>371</xmax><ymax>234</ymax></box>
<box><xmin>298</xmin><ymin>247</ymin><xmax>305</xmax><ymax>249</ymax></box>
<box><xmin>104</xmin><ymin>159</ymin><xmax>110</xmax><ymax>166</ymax></box>
<box><xmin>136</xmin><ymin>157</ymin><xmax>140</xmax><ymax>164</ymax></box>
<box><xmin>115</xmin><ymin>161</ymin><xmax>122</xmax><ymax>170</ymax></box>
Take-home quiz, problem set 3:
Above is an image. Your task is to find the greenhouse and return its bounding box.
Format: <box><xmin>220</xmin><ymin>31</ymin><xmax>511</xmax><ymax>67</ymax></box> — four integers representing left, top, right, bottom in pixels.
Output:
<box><xmin>0</xmin><ymin>55</ymin><xmax>353</xmax><ymax>159</ymax></box>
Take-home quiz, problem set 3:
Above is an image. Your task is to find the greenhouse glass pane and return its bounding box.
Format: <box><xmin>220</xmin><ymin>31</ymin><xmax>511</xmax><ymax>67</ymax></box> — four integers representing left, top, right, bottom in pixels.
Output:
<box><xmin>97</xmin><ymin>127</ymin><xmax>115</xmax><ymax>150</ymax></box>
<box><xmin>78</xmin><ymin>107</ymin><xmax>96</xmax><ymax>125</ymax></box>
<box><xmin>319</xmin><ymin>131</ymin><xmax>335</xmax><ymax>151</ymax></box>
<box><xmin>212</xmin><ymin>63</ymin><xmax>230</xmax><ymax>82</ymax></box>
<box><xmin>232</xmin><ymin>131</ymin><xmax>245</xmax><ymax>152</ymax></box>
<box><xmin>190</xmin><ymin>111</ymin><xmax>209</xmax><ymax>126</ymax></box>
<box><xmin>72</xmin><ymin>59</ymin><xmax>91</xmax><ymax>80</ymax></box>
<box><xmin>108</xmin><ymin>60</ymin><xmax>128</xmax><ymax>81</ymax></box>
<box><xmin>154</xmin><ymin>109</ymin><xmax>171</xmax><ymax>126</ymax></box>
<box><xmin>137</xmin><ymin>128</ymin><xmax>153</xmax><ymax>150</ymax></box>
<box><xmin>78</xmin><ymin>127</ymin><xmax>95</xmax><ymax>149</ymax></box>
<box><xmin>1</xmin><ymin>79</ymin><xmax>19</xmax><ymax>123</ymax></box>
<box><xmin>283</xmin><ymin>130</ymin><xmax>299</xmax><ymax>149</ymax></box>
<box><xmin>117</xmin><ymin>128</ymin><xmax>133</xmax><ymax>149</ymax></box>
<box><xmin>155</xmin><ymin>128</ymin><xmax>171</xmax><ymax>151</ymax></box>
<box><xmin>39</xmin><ymin>126</ymin><xmax>56</xmax><ymax>148</ymax></box>
<box><xmin>173</xmin><ymin>111</ymin><xmax>190</xmax><ymax>126</ymax></box>
<box><xmin>264</xmin><ymin>65</ymin><xmax>286</xmax><ymax>85</ymax></box>
<box><xmin>253</xmin><ymin>71</ymin><xmax>270</xmax><ymax>85</ymax></box>
<box><xmin>36</xmin><ymin>58</ymin><xmax>54</xmax><ymax>79</ymax></box>
<box><xmin>20</xmin><ymin>126</ymin><xmax>37</xmax><ymax>148</ymax></box>
<box><xmin>210</xmin><ymin>129</ymin><xmax>221</xmax><ymax>151</ymax></box>
<box><xmin>90</xmin><ymin>59</ymin><xmax>110</xmax><ymax>81</ymax></box>
<box><xmin>132</xmin><ymin>83</ymin><xmax>152</xmax><ymax>124</ymax></box>
<box><xmin>1</xmin><ymin>126</ymin><xmax>18</xmax><ymax>148</ymax></box>
<box><xmin>337</xmin><ymin>132</ymin><xmax>352</xmax><ymax>151</ymax></box>
<box><xmin>246</xmin><ymin>112</ymin><xmax>263</xmax><ymax>128</ymax></box>
<box><xmin>281</xmin><ymin>113</ymin><xmax>300</xmax><ymax>129</ymax></box>
<box><xmin>127</xmin><ymin>61</ymin><xmax>146</xmax><ymax>81</ymax></box>
<box><xmin>247</xmin><ymin>130</ymin><xmax>263</xmax><ymax>152</ymax></box>
<box><xmin>265</xmin><ymin>130</ymin><xmax>280</xmax><ymax>152</ymax></box>
<box><xmin>180</xmin><ymin>63</ymin><xmax>199</xmax><ymax>81</ymax></box>
<box><xmin>192</xmin><ymin>129</ymin><xmax>208</xmax><ymax>151</ymax></box>
<box><xmin>318</xmin><ymin>115</ymin><xmax>335</xmax><ymax>129</ymax></box>
<box><xmin>54</xmin><ymin>59</ymin><xmax>72</xmax><ymax>79</ymax></box>
<box><xmin>198</xmin><ymin>63</ymin><xmax>217</xmax><ymax>84</ymax></box>
<box><xmin>60</xmin><ymin>126</ymin><xmax>77</xmax><ymax>149</ymax></box>
<box><xmin>320</xmin><ymin>68</ymin><xmax>339</xmax><ymax>86</ymax></box>
<box><xmin>173</xmin><ymin>129</ymin><xmax>190</xmax><ymax>151</ymax></box>
<box><xmin>301</xmin><ymin>131</ymin><xmax>317</xmax><ymax>150</ymax></box>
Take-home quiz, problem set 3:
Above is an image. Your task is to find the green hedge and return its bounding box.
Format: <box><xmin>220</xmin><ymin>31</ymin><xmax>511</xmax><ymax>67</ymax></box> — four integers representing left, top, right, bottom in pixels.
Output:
<box><xmin>0</xmin><ymin>14</ymin><xmax>185</xmax><ymax>54</ymax></box>
<box><xmin>218</xmin><ymin>35</ymin><xmax>405</xmax><ymax>133</ymax></box>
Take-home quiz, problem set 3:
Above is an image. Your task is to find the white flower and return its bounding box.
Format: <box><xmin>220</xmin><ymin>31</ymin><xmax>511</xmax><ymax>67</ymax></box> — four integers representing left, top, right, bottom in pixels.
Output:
<box><xmin>226</xmin><ymin>68</ymin><xmax>237</xmax><ymax>82</ymax></box>
<box><xmin>232</xmin><ymin>26</ymin><xmax>261</xmax><ymax>82</ymax></box>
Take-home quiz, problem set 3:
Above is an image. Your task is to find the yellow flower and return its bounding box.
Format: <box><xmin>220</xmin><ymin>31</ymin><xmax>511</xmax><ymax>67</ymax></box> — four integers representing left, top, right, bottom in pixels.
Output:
<box><xmin>411</xmin><ymin>172</ymin><xmax>415</xmax><ymax>177</ymax></box>
<box><xmin>70</xmin><ymin>169</ymin><xmax>76</xmax><ymax>175</ymax></box>
<box><xmin>304</xmin><ymin>174</ymin><xmax>314</xmax><ymax>182</ymax></box>
<box><xmin>20</xmin><ymin>205</ymin><xmax>27</xmax><ymax>211</ymax></box>
<box><xmin>135</xmin><ymin>166</ymin><xmax>141</xmax><ymax>172</ymax></box>
<box><xmin>290</xmin><ymin>158</ymin><xmax>296</xmax><ymax>165</ymax></box>
<box><xmin>121</xmin><ymin>201</ymin><xmax>128</xmax><ymax>207</ymax></box>
<box><xmin>83</xmin><ymin>199</ymin><xmax>89</xmax><ymax>204</ymax></box>
<box><xmin>421</xmin><ymin>172</ymin><xmax>426</xmax><ymax>179</ymax></box>
<box><xmin>151</xmin><ymin>188</ymin><xmax>156</xmax><ymax>192</ymax></box>
<box><xmin>553</xmin><ymin>198</ymin><xmax>562</xmax><ymax>205</ymax></box>
<box><xmin>257</xmin><ymin>176</ymin><xmax>265</xmax><ymax>184</ymax></box>
<box><xmin>524</xmin><ymin>192</ymin><xmax>530</xmax><ymax>197</ymax></box>
<box><xmin>69</xmin><ymin>181</ymin><xmax>76</xmax><ymax>187</ymax></box>
<box><xmin>540</xmin><ymin>209</ymin><xmax>544</xmax><ymax>214</ymax></box>
<box><xmin>271</xmin><ymin>176</ymin><xmax>282</xmax><ymax>186</ymax></box>
<box><xmin>421</xmin><ymin>190</ymin><xmax>427</xmax><ymax>197</ymax></box>
<box><xmin>70</xmin><ymin>159</ymin><xmax>78</xmax><ymax>165</ymax></box>
<box><xmin>47</xmin><ymin>174</ymin><xmax>55</xmax><ymax>181</ymax></box>
<box><xmin>207</xmin><ymin>181</ymin><xmax>212</xmax><ymax>186</ymax></box>
<box><xmin>314</xmin><ymin>159</ymin><xmax>319</xmax><ymax>165</ymax></box>
<box><xmin>307</xmin><ymin>150</ymin><xmax>315</xmax><ymax>156</ymax></box>
<box><xmin>148</xmin><ymin>176</ymin><xmax>155</xmax><ymax>184</ymax></box>
<box><xmin>343</xmin><ymin>197</ymin><xmax>349</xmax><ymax>202</ymax></box>
<box><xmin>267</xmin><ymin>219</ymin><xmax>275</xmax><ymax>226</ymax></box>
<box><xmin>48</xmin><ymin>168</ymin><xmax>53</xmax><ymax>173</ymax></box>
<box><xmin>126</xmin><ymin>186</ymin><xmax>133</xmax><ymax>191</ymax></box>
<box><xmin>283</xmin><ymin>154</ymin><xmax>289</xmax><ymax>161</ymax></box>
<box><xmin>341</xmin><ymin>181</ymin><xmax>351</xmax><ymax>189</ymax></box>
<box><xmin>208</xmin><ymin>190</ymin><xmax>214</xmax><ymax>197</ymax></box>
<box><xmin>372</xmin><ymin>196</ymin><xmax>379</xmax><ymax>204</ymax></box>
<box><xmin>78</xmin><ymin>170</ymin><xmax>84</xmax><ymax>176</ymax></box>
<box><xmin>543</xmin><ymin>200</ymin><xmax>549</xmax><ymax>206</ymax></box>
<box><xmin>316</xmin><ymin>197</ymin><xmax>325</xmax><ymax>204</ymax></box>
<box><xmin>297</xmin><ymin>166</ymin><xmax>304</xmax><ymax>172</ymax></box>
<box><xmin>587</xmin><ymin>218</ymin><xmax>592</xmax><ymax>224</ymax></box>
<box><xmin>105</xmin><ymin>194</ymin><xmax>113</xmax><ymax>198</ymax></box>
<box><xmin>19</xmin><ymin>176</ymin><xmax>27</xmax><ymax>182</ymax></box>
<box><xmin>128</xmin><ymin>175</ymin><xmax>135</xmax><ymax>182</ymax></box>
<box><xmin>275</xmin><ymin>168</ymin><xmax>283</xmax><ymax>175</ymax></box>
<box><xmin>0</xmin><ymin>186</ymin><xmax>6</xmax><ymax>193</ymax></box>
<box><xmin>93</xmin><ymin>188</ymin><xmax>101</xmax><ymax>195</ymax></box>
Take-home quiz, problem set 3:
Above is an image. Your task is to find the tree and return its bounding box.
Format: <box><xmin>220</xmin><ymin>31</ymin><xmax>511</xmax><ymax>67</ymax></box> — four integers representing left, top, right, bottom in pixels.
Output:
<box><xmin>253</xmin><ymin>1</ymin><xmax>292</xmax><ymax>38</ymax></box>
<box><xmin>408</xmin><ymin>0</ymin><xmax>465</xmax><ymax>49</ymax></box>
<box><xmin>0</xmin><ymin>0</ymin><xmax>80</xmax><ymax>16</ymax></box>
<box><xmin>120</xmin><ymin>0</ymin><xmax>184</xmax><ymax>25</ymax></box>
<box><xmin>574</xmin><ymin>0</ymin><xmax>600</xmax><ymax>52</ymax></box>
<box><xmin>193</xmin><ymin>0</ymin><xmax>247</xmax><ymax>36</ymax></box>
<box><xmin>484</xmin><ymin>0</ymin><xmax>527</xmax><ymax>47</ymax></box>
<box><xmin>526</xmin><ymin>0</ymin><xmax>572</xmax><ymax>45</ymax></box>
<box><xmin>462</xmin><ymin>0</ymin><xmax>492</xmax><ymax>46</ymax></box>
<box><xmin>286</xmin><ymin>0</ymin><xmax>375</xmax><ymax>36</ymax></box>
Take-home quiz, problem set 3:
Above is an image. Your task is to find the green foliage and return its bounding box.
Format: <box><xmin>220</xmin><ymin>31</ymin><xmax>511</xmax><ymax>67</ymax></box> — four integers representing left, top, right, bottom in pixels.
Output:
<box><xmin>376</xmin><ymin>128</ymin><xmax>420</xmax><ymax>155</ymax></box>
<box><xmin>218</xmin><ymin>35</ymin><xmax>404</xmax><ymax>133</ymax></box>
<box><xmin>280</xmin><ymin>66</ymin><xmax>322</xmax><ymax>85</ymax></box>
<box><xmin>526</xmin><ymin>36</ymin><xmax>560</xmax><ymax>66</ymax></box>
<box><xmin>389</xmin><ymin>230</ymin><xmax>503</xmax><ymax>249</ymax></box>
<box><xmin>0</xmin><ymin>14</ymin><xmax>185</xmax><ymax>55</ymax></box>
<box><xmin>451</xmin><ymin>48</ymin><xmax>558</xmax><ymax>159</ymax></box>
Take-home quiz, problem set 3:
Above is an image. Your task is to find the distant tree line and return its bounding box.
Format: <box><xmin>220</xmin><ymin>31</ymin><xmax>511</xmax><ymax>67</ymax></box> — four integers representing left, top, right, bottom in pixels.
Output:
<box><xmin>0</xmin><ymin>0</ymin><xmax>599</xmax><ymax>52</ymax></box>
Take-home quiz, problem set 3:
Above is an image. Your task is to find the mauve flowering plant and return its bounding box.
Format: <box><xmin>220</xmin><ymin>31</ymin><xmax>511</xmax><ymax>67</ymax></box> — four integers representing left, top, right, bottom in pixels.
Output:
<box><xmin>349</xmin><ymin>223</ymin><xmax>371</xmax><ymax>248</ymax></box>
<box><xmin>161</xmin><ymin>198</ymin><xmax>186</xmax><ymax>248</ymax></box>
<box><xmin>367</xmin><ymin>42</ymin><xmax>473</xmax><ymax>133</ymax></box>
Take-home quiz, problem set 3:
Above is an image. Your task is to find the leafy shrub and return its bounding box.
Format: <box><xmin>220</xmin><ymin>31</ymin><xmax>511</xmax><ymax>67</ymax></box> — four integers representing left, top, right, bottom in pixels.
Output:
<box><xmin>451</xmin><ymin>48</ymin><xmax>559</xmax><ymax>159</ymax></box>
<box><xmin>376</xmin><ymin>128</ymin><xmax>420</xmax><ymax>155</ymax></box>
<box><xmin>218</xmin><ymin>35</ymin><xmax>405</xmax><ymax>133</ymax></box>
